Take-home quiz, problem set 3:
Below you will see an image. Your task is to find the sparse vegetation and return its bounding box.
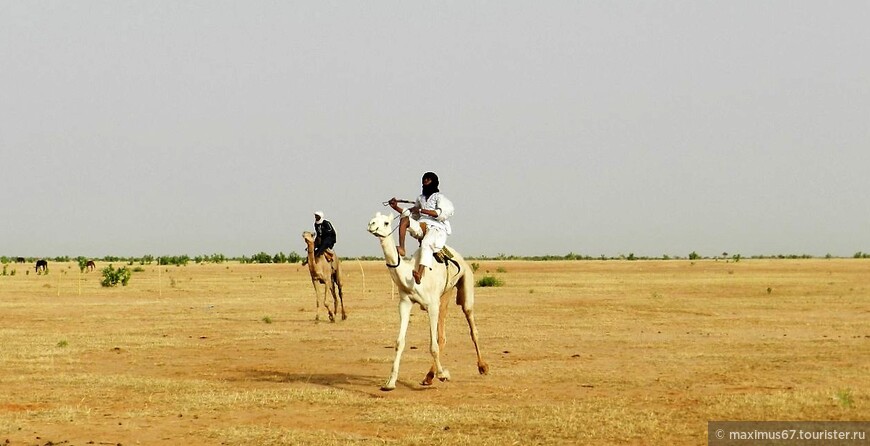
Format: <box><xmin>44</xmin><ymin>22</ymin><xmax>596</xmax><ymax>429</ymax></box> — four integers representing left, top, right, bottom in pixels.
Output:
<box><xmin>836</xmin><ymin>388</ymin><xmax>854</xmax><ymax>408</ymax></box>
<box><xmin>0</xmin><ymin>259</ymin><xmax>866</xmax><ymax>445</ymax></box>
<box><xmin>76</xmin><ymin>256</ymin><xmax>89</xmax><ymax>273</ymax></box>
<box><xmin>476</xmin><ymin>275</ymin><xmax>504</xmax><ymax>287</ymax></box>
<box><xmin>100</xmin><ymin>264</ymin><xmax>132</xmax><ymax>287</ymax></box>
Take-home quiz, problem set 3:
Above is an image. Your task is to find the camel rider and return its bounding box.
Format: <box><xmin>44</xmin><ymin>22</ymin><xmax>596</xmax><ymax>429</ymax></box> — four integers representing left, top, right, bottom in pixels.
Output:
<box><xmin>388</xmin><ymin>171</ymin><xmax>454</xmax><ymax>284</ymax></box>
<box><xmin>313</xmin><ymin>211</ymin><xmax>337</xmax><ymax>261</ymax></box>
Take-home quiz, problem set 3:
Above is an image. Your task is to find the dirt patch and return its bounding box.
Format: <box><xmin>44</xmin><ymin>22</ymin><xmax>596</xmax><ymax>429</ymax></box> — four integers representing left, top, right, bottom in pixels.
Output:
<box><xmin>0</xmin><ymin>260</ymin><xmax>867</xmax><ymax>445</ymax></box>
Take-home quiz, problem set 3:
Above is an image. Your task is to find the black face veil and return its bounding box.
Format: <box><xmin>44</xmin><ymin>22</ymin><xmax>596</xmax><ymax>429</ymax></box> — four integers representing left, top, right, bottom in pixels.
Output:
<box><xmin>422</xmin><ymin>172</ymin><xmax>439</xmax><ymax>198</ymax></box>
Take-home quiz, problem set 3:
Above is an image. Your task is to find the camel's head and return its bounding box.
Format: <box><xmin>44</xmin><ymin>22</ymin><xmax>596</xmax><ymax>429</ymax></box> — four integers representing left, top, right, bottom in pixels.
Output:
<box><xmin>367</xmin><ymin>212</ymin><xmax>393</xmax><ymax>238</ymax></box>
<box><xmin>302</xmin><ymin>231</ymin><xmax>316</xmax><ymax>244</ymax></box>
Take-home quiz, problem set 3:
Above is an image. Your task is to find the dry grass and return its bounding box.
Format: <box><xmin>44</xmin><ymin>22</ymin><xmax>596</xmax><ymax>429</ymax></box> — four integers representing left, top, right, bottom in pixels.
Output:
<box><xmin>0</xmin><ymin>259</ymin><xmax>867</xmax><ymax>445</ymax></box>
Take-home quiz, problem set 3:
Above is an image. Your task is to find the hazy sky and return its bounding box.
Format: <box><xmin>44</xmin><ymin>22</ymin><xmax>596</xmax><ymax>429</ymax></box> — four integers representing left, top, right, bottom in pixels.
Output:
<box><xmin>2</xmin><ymin>1</ymin><xmax>868</xmax><ymax>259</ymax></box>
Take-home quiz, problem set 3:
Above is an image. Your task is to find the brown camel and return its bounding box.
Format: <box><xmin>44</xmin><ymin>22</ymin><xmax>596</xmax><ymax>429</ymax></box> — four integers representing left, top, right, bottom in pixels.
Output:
<box><xmin>302</xmin><ymin>231</ymin><xmax>346</xmax><ymax>322</ymax></box>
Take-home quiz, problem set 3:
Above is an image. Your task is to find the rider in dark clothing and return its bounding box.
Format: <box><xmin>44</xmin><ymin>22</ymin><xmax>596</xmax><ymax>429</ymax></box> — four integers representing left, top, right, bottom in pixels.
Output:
<box><xmin>313</xmin><ymin>211</ymin><xmax>337</xmax><ymax>258</ymax></box>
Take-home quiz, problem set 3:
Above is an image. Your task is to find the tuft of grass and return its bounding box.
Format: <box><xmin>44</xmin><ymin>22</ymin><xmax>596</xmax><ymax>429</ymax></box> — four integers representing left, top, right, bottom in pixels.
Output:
<box><xmin>496</xmin><ymin>267</ymin><xmax>507</xmax><ymax>273</ymax></box>
<box><xmin>476</xmin><ymin>276</ymin><xmax>504</xmax><ymax>287</ymax></box>
<box><xmin>470</xmin><ymin>262</ymin><xmax>480</xmax><ymax>273</ymax></box>
<box><xmin>836</xmin><ymin>388</ymin><xmax>853</xmax><ymax>408</ymax></box>
<box><xmin>57</xmin><ymin>340</ymin><xmax>69</xmax><ymax>348</ymax></box>
<box><xmin>262</xmin><ymin>316</ymin><xmax>273</xmax><ymax>324</ymax></box>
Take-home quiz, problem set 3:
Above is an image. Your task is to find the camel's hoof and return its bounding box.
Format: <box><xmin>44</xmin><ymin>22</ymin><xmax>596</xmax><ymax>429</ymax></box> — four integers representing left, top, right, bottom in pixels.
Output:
<box><xmin>341</xmin><ymin>314</ymin><xmax>348</xmax><ymax>321</ymax></box>
<box><xmin>479</xmin><ymin>363</ymin><xmax>490</xmax><ymax>375</ymax></box>
<box><xmin>421</xmin><ymin>371</ymin><xmax>435</xmax><ymax>386</ymax></box>
<box><xmin>328</xmin><ymin>314</ymin><xmax>335</xmax><ymax>323</ymax></box>
<box><xmin>381</xmin><ymin>383</ymin><xmax>396</xmax><ymax>392</ymax></box>
<box><xmin>437</xmin><ymin>370</ymin><xmax>451</xmax><ymax>382</ymax></box>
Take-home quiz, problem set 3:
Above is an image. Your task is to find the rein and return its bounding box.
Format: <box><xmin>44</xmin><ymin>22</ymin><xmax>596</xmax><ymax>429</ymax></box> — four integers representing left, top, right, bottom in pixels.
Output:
<box><xmin>385</xmin><ymin>247</ymin><xmax>401</xmax><ymax>268</ymax></box>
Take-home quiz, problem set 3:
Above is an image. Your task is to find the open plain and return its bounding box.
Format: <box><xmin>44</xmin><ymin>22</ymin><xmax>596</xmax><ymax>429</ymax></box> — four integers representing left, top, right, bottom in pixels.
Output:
<box><xmin>0</xmin><ymin>258</ymin><xmax>867</xmax><ymax>445</ymax></box>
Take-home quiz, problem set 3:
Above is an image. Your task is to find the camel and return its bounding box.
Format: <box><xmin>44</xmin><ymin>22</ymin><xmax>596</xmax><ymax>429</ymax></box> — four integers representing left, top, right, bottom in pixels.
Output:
<box><xmin>302</xmin><ymin>231</ymin><xmax>346</xmax><ymax>322</ymax></box>
<box><xmin>367</xmin><ymin>212</ymin><xmax>488</xmax><ymax>391</ymax></box>
<box><xmin>86</xmin><ymin>260</ymin><xmax>96</xmax><ymax>272</ymax></box>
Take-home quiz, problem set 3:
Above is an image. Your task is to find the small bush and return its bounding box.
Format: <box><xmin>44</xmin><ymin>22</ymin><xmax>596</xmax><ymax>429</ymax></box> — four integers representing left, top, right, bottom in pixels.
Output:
<box><xmin>476</xmin><ymin>276</ymin><xmax>504</xmax><ymax>287</ymax></box>
<box><xmin>262</xmin><ymin>316</ymin><xmax>273</xmax><ymax>324</ymax></box>
<box><xmin>470</xmin><ymin>262</ymin><xmax>480</xmax><ymax>273</ymax></box>
<box><xmin>101</xmin><ymin>264</ymin><xmax>132</xmax><ymax>287</ymax></box>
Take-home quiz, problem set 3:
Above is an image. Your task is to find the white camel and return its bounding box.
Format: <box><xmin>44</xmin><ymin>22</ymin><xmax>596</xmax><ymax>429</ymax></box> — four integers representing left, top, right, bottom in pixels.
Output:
<box><xmin>302</xmin><ymin>231</ymin><xmax>346</xmax><ymax>322</ymax></box>
<box><xmin>367</xmin><ymin>212</ymin><xmax>489</xmax><ymax>391</ymax></box>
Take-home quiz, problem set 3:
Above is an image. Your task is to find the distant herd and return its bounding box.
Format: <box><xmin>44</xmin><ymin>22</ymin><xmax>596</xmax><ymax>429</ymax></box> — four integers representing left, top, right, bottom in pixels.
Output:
<box><xmin>7</xmin><ymin>258</ymin><xmax>97</xmax><ymax>274</ymax></box>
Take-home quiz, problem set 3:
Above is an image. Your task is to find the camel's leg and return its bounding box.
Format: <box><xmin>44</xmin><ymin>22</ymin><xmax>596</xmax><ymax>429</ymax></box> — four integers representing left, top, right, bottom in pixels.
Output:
<box><xmin>312</xmin><ymin>279</ymin><xmax>318</xmax><ymax>322</ymax></box>
<box><xmin>426</xmin><ymin>301</ymin><xmax>451</xmax><ymax>384</ymax></box>
<box><xmin>334</xmin><ymin>266</ymin><xmax>347</xmax><ymax>320</ymax></box>
<box><xmin>312</xmin><ymin>280</ymin><xmax>335</xmax><ymax>322</ymax></box>
<box><xmin>326</xmin><ymin>278</ymin><xmax>337</xmax><ymax>323</ymax></box>
<box><xmin>422</xmin><ymin>292</ymin><xmax>451</xmax><ymax>386</ymax></box>
<box><xmin>457</xmin><ymin>275</ymin><xmax>489</xmax><ymax>375</ymax></box>
<box><xmin>383</xmin><ymin>298</ymin><xmax>413</xmax><ymax>391</ymax></box>
<box><xmin>315</xmin><ymin>263</ymin><xmax>335</xmax><ymax>323</ymax></box>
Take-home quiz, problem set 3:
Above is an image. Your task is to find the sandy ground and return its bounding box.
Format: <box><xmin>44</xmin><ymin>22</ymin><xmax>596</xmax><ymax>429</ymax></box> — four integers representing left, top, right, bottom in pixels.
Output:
<box><xmin>0</xmin><ymin>258</ymin><xmax>868</xmax><ymax>445</ymax></box>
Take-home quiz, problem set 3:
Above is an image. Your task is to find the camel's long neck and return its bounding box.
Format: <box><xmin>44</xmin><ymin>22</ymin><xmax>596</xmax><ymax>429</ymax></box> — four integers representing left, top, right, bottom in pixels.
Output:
<box><xmin>378</xmin><ymin>233</ymin><xmax>399</xmax><ymax>265</ymax></box>
<box><xmin>305</xmin><ymin>241</ymin><xmax>317</xmax><ymax>277</ymax></box>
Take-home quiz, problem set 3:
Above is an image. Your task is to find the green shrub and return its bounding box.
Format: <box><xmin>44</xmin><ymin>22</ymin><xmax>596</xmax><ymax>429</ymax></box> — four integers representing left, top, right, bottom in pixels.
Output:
<box><xmin>101</xmin><ymin>264</ymin><xmax>132</xmax><ymax>287</ymax></box>
<box><xmin>476</xmin><ymin>276</ymin><xmax>504</xmax><ymax>287</ymax></box>
<box><xmin>158</xmin><ymin>255</ymin><xmax>189</xmax><ymax>266</ymax></box>
<box><xmin>251</xmin><ymin>252</ymin><xmax>273</xmax><ymax>263</ymax></box>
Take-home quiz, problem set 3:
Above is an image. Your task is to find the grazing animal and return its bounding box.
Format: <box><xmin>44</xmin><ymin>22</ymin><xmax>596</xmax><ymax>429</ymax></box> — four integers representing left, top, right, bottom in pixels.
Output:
<box><xmin>15</xmin><ymin>257</ymin><xmax>25</xmax><ymax>263</ymax></box>
<box><xmin>367</xmin><ymin>212</ymin><xmax>488</xmax><ymax>391</ymax></box>
<box><xmin>302</xmin><ymin>231</ymin><xmax>346</xmax><ymax>322</ymax></box>
<box><xmin>35</xmin><ymin>259</ymin><xmax>48</xmax><ymax>274</ymax></box>
<box><xmin>86</xmin><ymin>260</ymin><xmax>96</xmax><ymax>272</ymax></box>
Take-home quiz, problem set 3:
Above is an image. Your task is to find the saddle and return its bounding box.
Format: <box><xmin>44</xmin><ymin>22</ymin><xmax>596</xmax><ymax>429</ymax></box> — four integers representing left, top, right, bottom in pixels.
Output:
<box><xmin>433</xmin><ymin>247</ymin><xmax>459</xmax><ymax>269</ymax></box>
<box><xmin>323</xmin><ymin>249</ymin><xmax>335</xmax><ymax>263</ymax></box>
